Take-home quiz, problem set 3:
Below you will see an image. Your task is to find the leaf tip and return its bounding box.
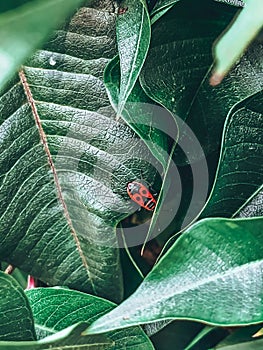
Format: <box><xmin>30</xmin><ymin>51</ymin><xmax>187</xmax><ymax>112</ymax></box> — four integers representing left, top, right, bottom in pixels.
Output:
<box><xmin>82</xmin><ymin>319</ymin><xmax>107</xmax><ymax>336</ymax></box>
<box><xmin>209</xmin><ymin>71</ymin><xmax>225</xmax><ymax>86</ymax></box>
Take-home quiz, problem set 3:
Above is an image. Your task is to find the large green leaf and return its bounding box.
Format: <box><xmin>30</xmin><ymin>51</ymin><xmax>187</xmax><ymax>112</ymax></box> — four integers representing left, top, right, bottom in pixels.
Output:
<box><xmin>0</xmin><ymin>0</ymin><xmax>85</xmax><ymax>88</ymax></box>
<box><xmin>0</xmin><ymin>271</ymin><xmax>36</xmax><ymax>341</ymax></box>
<box><xmin>201</xmin><ymin>92</ymin><xmax>263</xmax><ymax>218</ymax></box>
<box><xmin>104</xmin><ymin>55</ymin><xmax>172</xmax><ymax>168</ymax></box>
<box><xmin>116</xmin><ymin>0</ymin><xmax>151</xmax><ymax>115</ymax></box>
<box><xmin>104</xmin><ymin>54</ymin><xmax>210</xmax><ymax>241</ymax></box>
<box><xmin>0</xmin><ymin>1</ymin><xmax>160</xmax><ymax>303</ymax></box>
<box><xmin>146</xmin><ymin>91</ymin><xmax>263</xmax><ymax>346</ymax></box>
<box><xmin>105</xmin><ymin>54</ymin><xmax>179</xmax><ymax>249</ymax></box>
<box><xmin>86</xmin><ymin>217</ymin><xmax>263</xmax><ymax>333</ymax></box>
<box><xmin>26</xmin><ymin>287</ymin><xmax>154</xmax><ymax>350</ymax></box>
<box><xmin>0</xmin><ymin>323</ymin><xmax>110</xmax><ymax>350</ymax></box>
<box><xmin>140</xmin><ymin>0</ymin><xmax>262</xmax><ymax>163</ymax></box>
<box><xmin>211</xmin><ymin>0</ymin><xmax>263</xmax><ymax>85</ymax></box>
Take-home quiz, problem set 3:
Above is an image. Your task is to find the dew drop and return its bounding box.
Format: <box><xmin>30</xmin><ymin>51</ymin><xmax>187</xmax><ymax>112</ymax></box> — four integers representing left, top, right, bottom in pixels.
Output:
<box><xmin>49</xmin><ymin>56</ymin><xmax>56</xmax><ymax>66</ymax></box>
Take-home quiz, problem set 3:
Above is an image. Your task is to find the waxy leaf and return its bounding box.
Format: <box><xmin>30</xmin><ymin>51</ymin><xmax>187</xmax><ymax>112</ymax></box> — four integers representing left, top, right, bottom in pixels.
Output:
<box><xmin>140</xmin><ymin>0</ymin><xmax>263</xmax><ymax>163</ymax></box>
<box><xmin>211</xmin><ymin>0</ymin><xmax>263</xmax><ymax>85</ymax></box>
<box><xmin>0</xmin><ymin>0</ymin><xmax>85</xmax><ymax>88</ymax></box>
<box><xmin>86</xmin><ymin>217</ymin><xmax>263</xmax><ymax>333</ymax></box>
<box><xmin>0</xmin><ymin>1</ymin><xmax>159</xmax><ymax>303</ymax></box>
<box><xmin>237</xmin><ymin>188</ymin><xmax>263</xmax><ymax>218</ymax></box>
<box><xmin>201</xmin><ymin>92</ymin><xmax>263</xmax><ymax>218</ymax></box>
<box><xmin>0</xmin><ymin>271</ymin><xmax>35</xmax><ymax>341</ymax></box>
<box><xmin>104</xmin><ymin>55</ymin><xmax>171</xmax><ymax>168</ymax></box>
<box><xmin>0</xmin><ymin>323</ymin><xmax>110</xmax><ymax>350</ymax></box>
<box><xmin>116</xmin><ymin>0</ymin><xmax>151</xmax><ymax>115</ymax></box>
<box><xmin>26</xmin><ymin>287</ymin><xmax>154</xmax><ymax>350</ymax></box>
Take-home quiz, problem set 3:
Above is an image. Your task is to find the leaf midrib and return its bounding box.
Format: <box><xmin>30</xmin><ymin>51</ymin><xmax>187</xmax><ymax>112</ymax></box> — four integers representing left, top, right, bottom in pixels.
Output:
<box><xmin>19</xmin><ymin>69</ymin><xmax>95</xmax><ymax>292</ymax></box>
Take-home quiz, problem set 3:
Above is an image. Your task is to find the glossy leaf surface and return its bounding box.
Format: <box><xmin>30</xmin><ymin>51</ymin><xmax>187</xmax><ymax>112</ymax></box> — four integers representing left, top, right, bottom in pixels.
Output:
<box><xmin>0</xmin><ymin>1</ymin><xmax>159</xmax><ymax>303</ymax></box>
<box><xmin>211</xmin><ymin>0</ymin><xmax>263</xmax><ymax>85</ymax></box>
<box><xmin>150</xmin><ymin>0</ymin><xmax>180</xmax><ymax>22</ymax></box>
<box><xmin>0</xmin><ymin>272</ymin><xmax>35</xmax><ymax>341</ymax></box>
<box><xmin>104</xmin><ymin>55</ymin><xmax>172</xmax><ymax>168</ymax></box>
<box><xmin>26</xmin><ymin>287</ymin><xmax>154</xmax><ymax>350</ymax></box>
<box><xmin>0</xmin><ymin>0</ymin><xmax>85</xmax><ymax>88</ymax></box>
<box><xmin>0</xmin><ymin>324</ymin><xmax>110</xmax><ymax>350</ymax></box>
<box><xmin>116</xmin><ymin>0</ymin><xmax>151</xmax><ymax>115</ymax></box>
<box><xmin>201</xmin><ymin>92</ymin><xmax>263</xmax><ymax>218</ymax></box>
<box><xmin>140</xmin><ymin>0</ymin><xmax>262</xmax><ymax>163</ymax></box>
<box><xmin>86</xmin><ymin>217</ymin><xmax>263</xmax><ymax>333</ymax></box>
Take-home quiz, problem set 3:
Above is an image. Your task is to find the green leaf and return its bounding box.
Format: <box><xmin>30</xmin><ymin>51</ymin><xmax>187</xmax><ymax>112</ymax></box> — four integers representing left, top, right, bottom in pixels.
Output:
<box><xmin>0</xmin><ymin>0</ymin><xmax>85</xmax><ymax>89</ymax></box>
<box><xmin>26</xmin><ymin>287</ymin><xmax>154</xmax><ymax>350</ymax></box>
<box><xmin>116</xmin><ymin>0</ymin><xmax>151</xmax><ymax>115</ymax></box>
<box><xmin>0</xmin><ymin>0</ymin><xmax>36</xmax><ymax>14</ymax></box>
<box><xmin>150</xmin><ymin>0</ymin><xmax>180</xmax><ymax>23</ymax></box>
<box><xmin>140</xmin><ymin>0</ymin><xmax>262</xmax><ymax>163</ymax></box>
<box><xmin>215</xmin><ymin>324</ymin><xmax>263</xmax><ymax>348</ymax></box>
<box><xmin>211</xmin><ymin>0</ymin><xmax>263</xmax><ymax>85</ymax></box>
<box><xmin>0</xmin><ymin>271</ymin><xmax>36</xmax><ymax>341</ymax></box>
<box><xmin>214</xmin><ymin>337</ymin><xmax>263</xmax><ymax>350</ymax></box>
<box><xmin>150</xmin><ymin>320</ymin><xmax>204</xmax><ymax>350</ymax></box>
<box><xmin>0</xmin><ymin>323</ymin><xmax>111</xmax><ymax>350</ymax></box>
<box><xmin>86</xmin><ymin>217</ymin><xmax>263</xmax><ymax>334</ymax></box>
<box><xmin>1</xmin><ymin>263</ymin><xmax>28</xmax><ymax>288</ymax></box>
<box><xmin>104</xmin><ymin>55</ymin><xmax>171</xmax><ymax>168</ymax></box>
<box><xmin>184</xmin><ymin>326</ymin><xmax>228</xmax><ymax>350</ymax></box>
<box><xmin>105</xmin><ymin>54</ymin><xmax>195</xmax><ymax>246</ymax></box>
<box><xmin>0</xmin><ymin>2</ymin><xmax>160</xmax><ymax>303</ymax></box>
<box><xmin>201</xmin><ymin>92</ymin><xmax>263</xmax><ymax>218</ymax></box>
<box><xmin>237</xmin><ymin>188</ymin><xmax>263</xmax><ymax>218</ymax></box>
<box><xmin>105</xmin><ymin>54</ymin><xmax>177</xmax><ymax>248</ymax></box>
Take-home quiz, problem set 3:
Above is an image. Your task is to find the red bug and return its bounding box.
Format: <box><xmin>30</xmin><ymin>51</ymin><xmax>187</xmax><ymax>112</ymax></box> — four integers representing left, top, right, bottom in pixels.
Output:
<box><xmin>127</xmin><ymin>181</ymin><xmax>157</xmax><ymax>211</ymax></box>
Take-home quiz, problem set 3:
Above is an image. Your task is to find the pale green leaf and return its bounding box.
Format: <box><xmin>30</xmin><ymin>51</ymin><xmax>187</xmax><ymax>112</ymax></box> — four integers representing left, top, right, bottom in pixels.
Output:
<box><xmin>211</xmin><ymin>0</ymin><xmax>263</xmax><ymax>85</ymax></box>
<box><xmin>0</xmin><ymin>0</ymin><xmax>85</xmax><ymax>89</ymax></box>
<box><xmin>86</xmin><ymin>217</ymin><xmax>263</xmax><ymax>334</ymax></box>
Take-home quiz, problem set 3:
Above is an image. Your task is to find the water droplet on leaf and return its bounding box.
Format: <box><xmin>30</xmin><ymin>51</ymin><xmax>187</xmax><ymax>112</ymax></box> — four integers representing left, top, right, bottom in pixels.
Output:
<box><xmin>49</xmin><ymin>56</ymin><xmax>56</xmax><ymax>66</ymax></box>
